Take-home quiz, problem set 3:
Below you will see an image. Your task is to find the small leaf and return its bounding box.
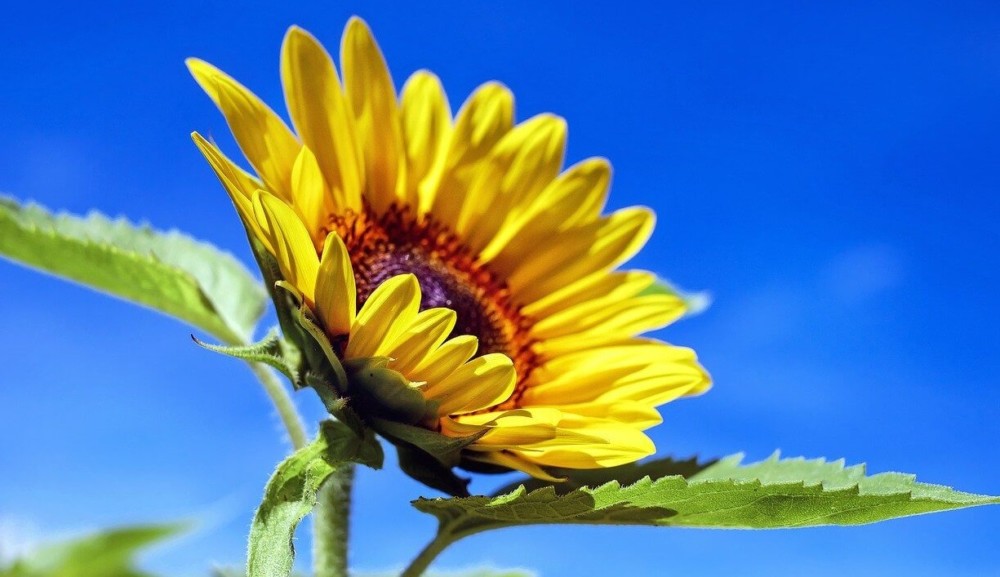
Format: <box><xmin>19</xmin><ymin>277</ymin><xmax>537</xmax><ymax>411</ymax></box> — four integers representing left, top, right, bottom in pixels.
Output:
<box><xmin>640</xmin><ymin>276</ymin><xmax>711</xmax><ymax>317</ymax></box>
<box><xmin>193</xmin><ymin>331</ymin><xmax>301</xmax><ymax>386</ymax></box>
<box><xmin>414</xmin><ymin>453</ymin><xmax>1000</xmax><ymax>540</ymax></box>
<box><xmin>247</xmin><ymin>420</ymin><xmax>380</xmax><ymax>577</ymax></box>
<box><xmin>1</xmin><ymin>523</ymin><xmax>183</xmax><ymax>577</ymax></box>
<box><xmin>279</xmin><ymin>282</ymin><xmax>349</xmax><ymax>394</ymax></box>
<box><xmin>0</xmin><ymin>196</ymin><xmax>266</xmax><ymax>344</ymax></box>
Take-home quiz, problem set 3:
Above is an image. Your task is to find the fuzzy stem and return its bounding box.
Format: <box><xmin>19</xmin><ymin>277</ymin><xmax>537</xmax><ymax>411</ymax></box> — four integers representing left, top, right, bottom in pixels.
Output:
<box><xmin>313</xmin><ymin>464</ymin><xmax>356</xmax><ymax>577</ymax></box>
<box><xmin>247</xmin><ymin>361</ymin><xmax>308</xmax><ymax>450</ymax></box>
<box><xmin>400</xmin><ymin>531</ymin><xmax>458</xmax><ymax>577</ymax></box>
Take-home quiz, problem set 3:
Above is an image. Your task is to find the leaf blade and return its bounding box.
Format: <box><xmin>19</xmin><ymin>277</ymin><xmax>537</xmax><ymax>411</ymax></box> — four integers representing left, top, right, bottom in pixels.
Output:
<box><xmin>414</xmin><ymin>453</ymin><xmax>999</xmax><ymax>537</ymax></box>
<box><xmin>1</xmin><ymin>523</ymin><xmax>183</xmax><ymax>577</ymax></box>
<box><xmin>0</xmin><ymin>195</ymin><xmax>266</xmax><ymax>344</ymax></box>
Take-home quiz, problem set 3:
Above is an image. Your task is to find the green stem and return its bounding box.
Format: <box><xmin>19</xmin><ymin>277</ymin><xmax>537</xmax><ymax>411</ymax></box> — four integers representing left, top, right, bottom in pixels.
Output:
<box><xmin>313</xmin><ymin>464</ymin><xmax>356</xmax><ymax>577</ymax></box>
<box><xmin>400</xmin><ymin>531</ymin><xmax>458</xmax><ymax>577</ymax></box>
<box><xmin>247</xmin><ymin>361</ymin><xmax>308</xmax><ymax>450</ymax></box>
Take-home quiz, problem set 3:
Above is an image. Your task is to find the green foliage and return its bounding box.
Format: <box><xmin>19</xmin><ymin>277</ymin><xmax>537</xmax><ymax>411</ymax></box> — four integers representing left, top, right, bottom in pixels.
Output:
<box><xmin>415</xmin><ymin>453</ymin><xmax>1000</xmax><ymax>541</ymax></box>
<box><xmin>0</xmin><ymin>524</ymin><xmax>182</xmax><ymax>577</ymax></box>
<box><xmin>247</xmin><ymin>421</ymin><xmax>382</xmax><ymax>577</ymax></box>
<box><xmin>0</xmin><ymin>196</ymin><xmax>266</xmax><ymax>344</ymax></box>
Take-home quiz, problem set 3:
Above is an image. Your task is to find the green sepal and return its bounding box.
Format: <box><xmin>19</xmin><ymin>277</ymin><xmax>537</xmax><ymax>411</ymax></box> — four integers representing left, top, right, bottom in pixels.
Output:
<box><xmin>193</xmin><ymin>330</ymin><xmax>302</xmax><ymax>387</ymax></box>
<box><xmin>342</xmin><ymin>357</ymin><xmax>435</xmax><ymax>425</ymax></box>
<box><xmin>301</xmin><ymin>373</ymin><xmax>383</xmax><ymax>466</ymax></box>
<box><xmin>244</xmin><ymin>231</ymin><xmax>306</xmax><ymax>353</ymax></box>
<box><xmin>396</xmin><ymin>442</ymin><xmax>473</xmax><ymax>497</ymax></box>
<box><xmin>371</xmin><ymin>417</ymin><xmax>487</xmax><ymax>497</ymax></box>
<box><xmin>276</xmin><ymin>282</ymin><xmax>349</xmax><ymax>394</ymax></box>
<box><xmin>373</xmin><ymin>419</ymin><xmax>485</xmax><ymax>469</ymax></box>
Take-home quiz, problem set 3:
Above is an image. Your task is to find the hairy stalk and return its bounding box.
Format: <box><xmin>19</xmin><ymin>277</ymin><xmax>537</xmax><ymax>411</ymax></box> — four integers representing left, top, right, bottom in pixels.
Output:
<box><xmin>313</xmin><ymin>464</ymin><xmax>356</xmax><ymax>577</ymax></box>
<box><xmin>400</xmin><ymin>531</ymin><xmax>457</xmax><ymax>577</ymax></box>
<box><xmin>247</xmin><ymin>361</ymin><xmax>308</xmax><ymax>450</ymax></box>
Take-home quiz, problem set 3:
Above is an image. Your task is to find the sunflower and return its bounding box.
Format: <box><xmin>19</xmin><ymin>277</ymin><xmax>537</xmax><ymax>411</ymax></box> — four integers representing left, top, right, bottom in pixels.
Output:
<box><xmin>188</xmin><ymin>17</ymin><xmax>710</xmax><ymax>482</ymax></box>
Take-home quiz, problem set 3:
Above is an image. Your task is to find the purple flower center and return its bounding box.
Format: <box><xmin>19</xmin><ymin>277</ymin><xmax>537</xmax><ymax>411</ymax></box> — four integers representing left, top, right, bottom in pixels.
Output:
<box><xmin>355</xmin><ymin>245</ymin><xmax>509</xmax><ymax>356</ymax></box>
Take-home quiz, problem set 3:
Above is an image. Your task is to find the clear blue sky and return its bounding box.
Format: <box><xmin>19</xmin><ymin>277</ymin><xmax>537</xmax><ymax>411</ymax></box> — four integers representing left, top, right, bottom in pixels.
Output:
<box><xmin>1</xmin><ymin>2</ymin><xmax>999</xmax><ymax>575</ymax></box>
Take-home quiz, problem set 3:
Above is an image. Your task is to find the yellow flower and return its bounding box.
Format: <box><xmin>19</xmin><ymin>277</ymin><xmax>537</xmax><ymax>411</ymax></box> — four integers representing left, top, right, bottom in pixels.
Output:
<box><xmin>188</xmin><ymin>17</ymin><xmax>710</xmax><ymax>481</ymax></box>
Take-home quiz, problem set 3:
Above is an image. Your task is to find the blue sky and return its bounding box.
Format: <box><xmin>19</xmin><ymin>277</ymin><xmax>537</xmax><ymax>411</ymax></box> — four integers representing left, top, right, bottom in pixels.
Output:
<box><xmin>1</xmin><ymin>1</ymin><xmax>999</xmax><ymax>575</ymax></box>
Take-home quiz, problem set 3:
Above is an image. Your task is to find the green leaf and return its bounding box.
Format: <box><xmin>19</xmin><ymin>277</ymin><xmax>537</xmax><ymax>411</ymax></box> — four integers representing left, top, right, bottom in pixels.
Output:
<box><xmin>0</xmin><ymin>195</ymin><xmax>266</xmax><ymax>344</ymax></box>
<box><xmin>640</xmin><ymin>276</ymin><xmax>711</xmax><ymax>317</ymax></box>
<box><xmin>0</xmin><ymin>523</ymin><xmax>183</xmax><ymax>577</ymax></box>
<box><xmin>247</xmin><ymin>420</ymin><xmax>381</xmax><ymax>577</ymax></box>
<box><xmin>414</xmin><ymin>452</ymin><xmax>1000</xmax><ymax>541</ymax></box>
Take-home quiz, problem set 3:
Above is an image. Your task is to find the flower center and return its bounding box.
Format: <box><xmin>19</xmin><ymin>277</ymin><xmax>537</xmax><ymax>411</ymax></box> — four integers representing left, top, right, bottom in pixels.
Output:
<box><xmin>326</xmin><ymin>205</ymin><xmax>535</xmax><ymax>368</ymax></box>
<box><xmin>356</xmin><ymin>239</ymin><xmax>510</xmax><ymax>355</ymax></box>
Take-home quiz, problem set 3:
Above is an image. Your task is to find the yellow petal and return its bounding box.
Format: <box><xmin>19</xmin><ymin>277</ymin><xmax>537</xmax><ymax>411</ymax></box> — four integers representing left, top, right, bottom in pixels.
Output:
<box><xmin>596</xmin><ymin>365</ymin><xmax>711</xmax><ymax>405</ymax></box>
<box><xmin>429</xmin><ymin>82</ymin><xmax>514</xmax><ymax>230</ymax></box>
<box><xmin>252</xmin><ymin>191</ymin><xmax>319</xmax><ymax>302</ymax></box>
<box><xmin>342</xmin><ymin>17</ymin><xmax>405</xmax><ymax>215</ymax></box>
<box><xmin>524</xmin><ymin>340</ymin><xmax>703</xmax><ymax>404</ymax></box>
<box><xmin>481</xmin><ymin>157</ymin><xmax>611</xmax><ymax>265</ymax></box>
<box><xmin>400</xmin><ymin>71</ymin><xmax>452</xmax><ymax>213</ymax></box>
<box><xmin>534</xmin><ymin>339</ymin><xmax>697</xmax><ymax>381</ymax></box>
<box><xmin>290</xmin><ymin>146</ymin><xmax>334</xmax><ymax>244</ymax></box>
<box><xmin>424</xmin><ymin>353</ymin><xmax>516</xmax><ymax>416</ymax></box>
<box><xmin>462</xmin><ymin>114</ymin><xmax>567</xmax><ymax>254</ymax></box>
<box><xmin>513</xmin><ymin>426</ymin><xmax>656</xmax><ymax>469</ymax></box>
<box><xmin>546</xmin><ymin>157</ymin><xmax>612</xmax><ymax>228</ymax></box>
<box><xmin>540</xmin><ymin>401</ymin><xmax>663</xmax><ymax>429</ymax></box>
<box><xmin>385</xmin><ymin>308</ymin><xmax>457</xmax><ymax>375</ymax></box>
<box><xmin>346</xmin><ymin>274</ymin><xmax>421</xmax><ymax>359</ymax></box>
<box><xmin>281</xmin><ymin>26</ymin><xmax>363</xmax><ymax>213</ymax></box>
<box><xmin>532</xmin><ymin>293</ymin><xmax>686</xmax><ymax>341</ymax></box>
<box><xmin>523</xmin><ymin>269</ymin><xmax>655</xmax><ymax>319</ymax></box>
<box><xmin>408</xmin><ymin>335</ymin><xmax>478</xmax><ymax>386</ymax></box>
<box><xmin>191</xmin><ymin>132</ymin><xmax>266</xmax><ymax>246</ymax></box>
<box><xmin>445</xmin><ymin>407</ymin><xmax>561</xmax><ymax>443</ymax></box>
<box><xmin>524</xmin><ymin>356</ymin><xmax>707</xmax><ymax>407</ymax></box>
<box><xmin>508</xmin><ymin>207</ymin><xmax>655</xmax><ymax>304</ymax></box>
<box><xmin>463</xmin><ymin>450</ymin><xmax>563</xmax><ymax>482</ymax></box>
<box><xmin>187</xmin><ymin>58</ymin><xmax>300</xmax><ymax>200</ymax></box>
<box><xmin>315</xmin><ymin>233</ymin><xmax>356</xmax><ymax>336</ymax></box>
